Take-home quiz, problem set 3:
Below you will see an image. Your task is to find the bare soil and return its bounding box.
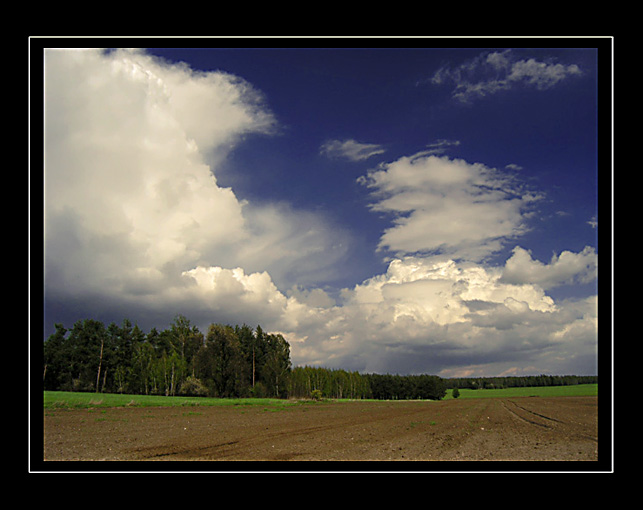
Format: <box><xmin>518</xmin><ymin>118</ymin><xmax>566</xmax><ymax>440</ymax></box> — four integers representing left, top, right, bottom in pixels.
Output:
<box><xmin>43</xmin><ymin>396</ymin><xmax>599</xmax><ymax>463</ymax></box>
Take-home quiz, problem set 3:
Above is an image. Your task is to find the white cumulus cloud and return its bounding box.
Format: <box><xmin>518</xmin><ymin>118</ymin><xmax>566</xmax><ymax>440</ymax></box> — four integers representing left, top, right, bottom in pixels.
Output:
<box><xmin>278</xmin><ymin>255</ymin><xmax>596</xmax><ymax>376</ymax></box>
<box><xmin>501</xmin><ymin>246</ymin><xmax>598</xmax><ymax>289</ymax></box>
<box><xmin>358</xmin><ymin>153</ymin><xmax>538</xmax><ymax>260</ymax></box>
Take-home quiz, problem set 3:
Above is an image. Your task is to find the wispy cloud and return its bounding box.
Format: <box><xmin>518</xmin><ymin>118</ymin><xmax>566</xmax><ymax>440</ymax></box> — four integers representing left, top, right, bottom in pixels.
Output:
<box><xmin>431</xmin><ymin>50</ymin><xmax>582</xmax><ymax>103</ymax></box>
<box><xmin>587</xmin><ymin>216</ymin><xmax>598</xmax><ymax>229</ymax></box>
<box><xmin>320</xmin><ymin>138</ymin><xmax>385</xmax><ymax>161</ymax></box>
<box><xmin>425</xmin><ymin>138</ymin><xmax>461</xmax><ymax>155</ymax></box>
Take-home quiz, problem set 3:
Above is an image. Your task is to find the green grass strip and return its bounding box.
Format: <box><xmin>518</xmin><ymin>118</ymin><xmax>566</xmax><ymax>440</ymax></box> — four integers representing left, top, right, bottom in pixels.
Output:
<box><xmin>44</xmin><ymin>384</ymin><xmax>597</xmax><ymax>409</ymax></box>
<box><xmin>445</xmin><ymin>384</ymin><xmax>598</xmax><ymax>399</ymax></box>
<box><xmin>43</xmin><ymin>391</ymin><xmax>294</xmax><ymax>409</ymax></box>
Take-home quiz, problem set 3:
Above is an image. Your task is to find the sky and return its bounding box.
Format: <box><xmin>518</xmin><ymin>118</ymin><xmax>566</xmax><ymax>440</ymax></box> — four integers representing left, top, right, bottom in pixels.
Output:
<box><xmin>39</xmin><ymin>40</ymin><xmax>608</xmax><ymax>378</ymax></box>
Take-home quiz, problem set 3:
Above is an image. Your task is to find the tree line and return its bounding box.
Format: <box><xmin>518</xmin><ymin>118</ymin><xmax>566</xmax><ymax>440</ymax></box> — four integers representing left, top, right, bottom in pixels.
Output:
<box><xmin>43</xmin><ymin>315</ymin><xmax>595</xmax><ymax>401</ymax></box>
<box><xmin>43</xmin><ymin>316</ymin><xmax>292</xmax><ymax>399</ymax></box>
<box><xmin>289</xmin><ymin>367</ymin><xmax>446</xmax><ymax>400</ymax></box>
<box><xmin>42</xmin><ymin>315</ymin><xmax>449</xmax><ymax>400</ymax></box>
<box><xmin>444</xmin><ymin>374</ymin><xmax>598</xmax><ymax>390</ymax></box>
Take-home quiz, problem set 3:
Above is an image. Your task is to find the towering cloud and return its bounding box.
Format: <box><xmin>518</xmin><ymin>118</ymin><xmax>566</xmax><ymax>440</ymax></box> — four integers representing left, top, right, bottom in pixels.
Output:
<box><xmin>45</xmin><ymin>48</ymin><xmax>348</xmax><ymax>326</ymax></box>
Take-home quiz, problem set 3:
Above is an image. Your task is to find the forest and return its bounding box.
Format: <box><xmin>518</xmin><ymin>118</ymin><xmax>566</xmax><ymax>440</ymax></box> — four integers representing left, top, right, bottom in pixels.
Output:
<box><xmin>43</xmin><ymin>316</ymin><xmax>292</xmax><ymax>399</ymax></box>
<box><xmin>42</xmin><ymin>316</ymin><xmax>596</xmax><ymax>401</ymax></box>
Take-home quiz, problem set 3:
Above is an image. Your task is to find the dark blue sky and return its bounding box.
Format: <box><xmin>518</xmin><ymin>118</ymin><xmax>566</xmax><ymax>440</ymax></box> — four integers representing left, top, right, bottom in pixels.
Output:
<box><xmin>146</xmin><ymin>46</ymin><xmax>600</xmax><ymax>294</ymax></box>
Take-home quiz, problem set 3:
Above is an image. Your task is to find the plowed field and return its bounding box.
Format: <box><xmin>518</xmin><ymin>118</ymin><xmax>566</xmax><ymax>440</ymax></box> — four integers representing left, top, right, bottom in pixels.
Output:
<box><xmin>43</xmin><ymin>396</ymin><xmax>598</xmax><ymax>463</ymax></box>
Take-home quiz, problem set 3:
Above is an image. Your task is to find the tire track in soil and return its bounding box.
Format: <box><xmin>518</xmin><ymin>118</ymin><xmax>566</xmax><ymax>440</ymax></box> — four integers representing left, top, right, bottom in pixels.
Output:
<box><xmin>501</xmin><ymin>399</ymin><xmax>558</xmax><ymax>429</ymax></box>
<box><xmin>501</xmin><ymin>398</ymin><xmax>598</xmax><ymax>443</ymax></box>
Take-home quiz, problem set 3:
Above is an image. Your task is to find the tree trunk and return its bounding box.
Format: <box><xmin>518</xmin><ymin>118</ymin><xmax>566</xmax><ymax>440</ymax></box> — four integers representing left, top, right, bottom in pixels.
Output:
<box><xmin>170</xmin><ymin>362</ymin><xmax>175</xmax><ymax>396</ymax></box>
<box><xmin>96</xmin><ymin>337</ymin><xmax>104</xmax><ymax>392</ymax></box>
<box><xmin>102</xmin><ymin>367</ymin><xmax>108</xmax><ymax>393</ymax></box>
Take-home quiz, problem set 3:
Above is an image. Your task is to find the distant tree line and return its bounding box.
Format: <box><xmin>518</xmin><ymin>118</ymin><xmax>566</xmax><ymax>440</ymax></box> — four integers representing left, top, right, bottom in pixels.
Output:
<box><xmin>444</xmin><ymin>374</ymin><xmax>598</xmax><ymax>390</ymax></box>
<box><xmin>43</xmin><ymin>315</ymin><xmax>596</xmax><ymax>401</ymax></box>
<box><xmin>289</xmin><ymin>367</ymin><xmax>446</xmax><ymax>400</ymax></box>
<box><xmin>365</xmin><ymin>373</ymin><xmax>446</xmax><ymax>400</ymax></box>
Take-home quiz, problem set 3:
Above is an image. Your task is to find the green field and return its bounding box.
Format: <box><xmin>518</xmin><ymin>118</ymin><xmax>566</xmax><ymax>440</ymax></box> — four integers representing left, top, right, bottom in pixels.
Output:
<box><xmin>444</xmin><ymin>383</ymin><xmax>598</xmax><ymax>399</ymax></box>
<box><xmin>43</xmin><ymin>384</ymin><xmax>598</xmax><ymax>409</ymax></box>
